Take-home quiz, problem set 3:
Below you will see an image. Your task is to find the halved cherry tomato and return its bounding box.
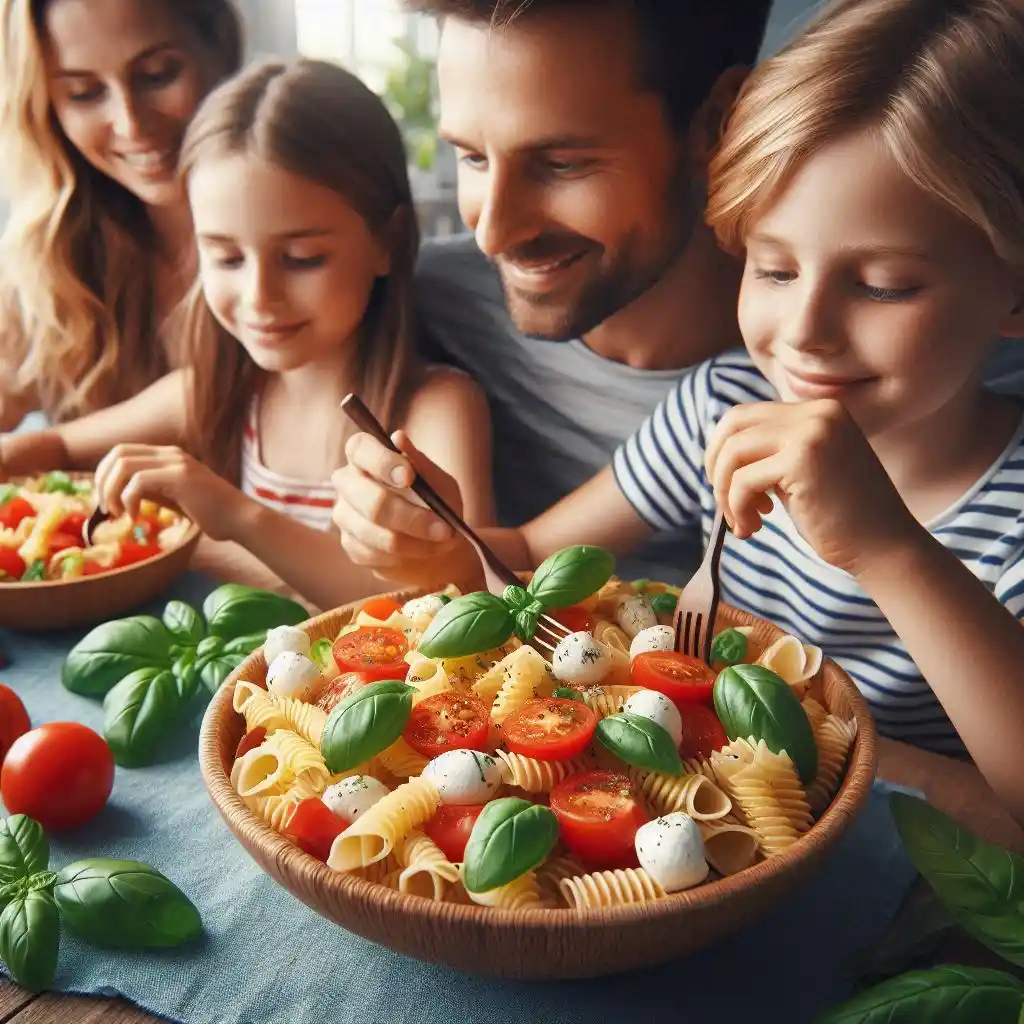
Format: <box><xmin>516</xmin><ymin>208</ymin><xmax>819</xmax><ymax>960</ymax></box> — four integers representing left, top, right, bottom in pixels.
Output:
<box><xmin>0</xmin><ymin>722</ymin><xmax>114</xmax><ymax>830</ymax></box>
<box><xmin>315</xmin><ymin>671</ymin><xmax>372</xmax><ymax>714</ymax></box>
<box><xmin>82</xmin><ymin>561</ymin><xmax>106</xmax><ymax>576</ymax></box>
<box><xmin>549</xmin><ymin>605</ymin><xmax>592</xmax><ymax>634</ymax></box>
<box><xmin>48</xmin><ymin>531</ymin><xmax>80</xmax><ymax>555</ymax></box>
<box><xmin>0</xmin><ymin>497</ymin><xmax>34</xmax><ymax>530</ymax></box>
<box><xmin>423</xmin><ymin>803</ymin><xmax>486</xmax><ymax>863</ymax></box>
<box><xmin>58</xmin><ymin>512</ymin><xmax>87</xmax><ymax>538</ymax></box>
<box><xmin>679</xmin><ymin>704</ymin><xmax>728</xmax><ymax>761</ymax></box>
<box><xmin>404</xmin><ymin>692</ymin><xmax>490</xmax><ymax>758</ymax></box>
<box><xmin>234</xmin><ymin>726</ymin><xmax>267</xmax><ymax>760</ymax></box>
<box><xmin>0</xmin><ymin>684</ymin><xmax>30</xmax><ymax>761</ymax></box>
<box><xmin>502</xmin><ymin>697</ymin><xmax>597</xmax><ymax>762</ymax></box>
<box><xmin>332</xmin><ymin>627</ymin><xmax>408</xmax><ymax>682</ymax></box>
<box><xmin>113</xmin><ymin>540</ymin><xmax>162</xmax><ymax>569</ymax></box>
<box><xmin>285</xmin><ymin>798</ymin><xmax>349</xmax><ymax>862</ymax></box>
<box><xmin>549</xmin><ymin>769</ymin><xmax>649</xmax><ymax>869</ymax></box>
<box><xmin>360</xmin><ymin>596</ymin><xmax>402</xmax><ymax>621</ymax></box>
<box><xmin>631</xmin><ymin>651</ymin><xmax>716</xmax><ymax>707</ymax></box>
<box><xmin>0</xmin><ymin>549</ymin><xmax>26</xmax><ymax>581</ymax></box>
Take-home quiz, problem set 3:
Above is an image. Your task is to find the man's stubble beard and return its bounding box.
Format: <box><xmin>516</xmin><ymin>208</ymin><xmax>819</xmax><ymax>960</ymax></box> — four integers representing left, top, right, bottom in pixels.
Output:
<box><xmin>498</xmin><ymin>169</ymin><xmax>703</xmax><ymax>342</ymax></box>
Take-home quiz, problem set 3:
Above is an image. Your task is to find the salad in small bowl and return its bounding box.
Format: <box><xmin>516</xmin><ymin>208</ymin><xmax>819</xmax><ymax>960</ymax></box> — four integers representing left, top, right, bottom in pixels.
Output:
<box><xmin>200</xmin><ymin>545</ymin><xmax>876</xmax><ymax>979</ymax></box>
<box><xmin>0</xmin><ymin>471</ymin><xmax>200</xmax><ymax>631</ymax></box>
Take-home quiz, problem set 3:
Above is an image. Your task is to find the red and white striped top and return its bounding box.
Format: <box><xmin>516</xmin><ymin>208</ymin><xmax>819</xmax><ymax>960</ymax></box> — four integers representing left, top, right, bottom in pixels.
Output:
<box><xmin>240</xmin><ymin>400</ymin><xmax>336</xmax><ymax>532</ymax></box>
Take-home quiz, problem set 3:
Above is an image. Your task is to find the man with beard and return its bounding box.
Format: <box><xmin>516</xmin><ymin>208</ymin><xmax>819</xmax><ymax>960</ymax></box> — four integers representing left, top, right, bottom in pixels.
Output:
<box><xmin>335</xmin><ymin>0</ymin><xmax>775</xmax><ymax>583</ymax></box>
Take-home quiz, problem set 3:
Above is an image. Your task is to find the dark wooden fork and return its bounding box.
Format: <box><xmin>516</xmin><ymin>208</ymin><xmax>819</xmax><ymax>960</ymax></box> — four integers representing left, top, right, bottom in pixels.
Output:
<box><xmin>340</xmin><ymin>394</ymin><xmax>571</xmax><ymax>654</ymax></box>
<box><xmin>673</xmin><ymin>508</ymin><xmax>728</xmax><ymax>664</ymax></box>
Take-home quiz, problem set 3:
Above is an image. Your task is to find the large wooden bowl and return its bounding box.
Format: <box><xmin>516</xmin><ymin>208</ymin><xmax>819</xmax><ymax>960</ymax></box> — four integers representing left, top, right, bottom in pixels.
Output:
<box><xmin>0</xmin><ymin>525</ymin><xmax>201</xmax><ymax>632</ymax></box>
<box><xmin>200</xmin><ymin>597</ymin><xmax>877</xmax><ymax>979</ymax></box>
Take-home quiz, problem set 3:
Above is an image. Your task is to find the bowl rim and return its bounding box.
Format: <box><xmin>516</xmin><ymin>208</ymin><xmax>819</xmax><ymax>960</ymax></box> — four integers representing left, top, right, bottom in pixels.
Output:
<box><xmin>0</xmin><ymin>469</ymin><xmax>201</xmax><ymax>590</ymax></box>
<box><xmin>199</xmin><ymin>598</ymin><xmax>878</xmax><ymax>932</ymax></box>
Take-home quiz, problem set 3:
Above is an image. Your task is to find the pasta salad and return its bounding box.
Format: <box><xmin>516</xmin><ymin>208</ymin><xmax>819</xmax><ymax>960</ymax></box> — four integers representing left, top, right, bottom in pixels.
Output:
<box><xmin>0</xmin><ymin>472</ymin><xmax>193</xmax><ymax>583</ymax></box>
<box><xmin>228</xmin><ymin>546</ymin><xmax>857</xmax><ymax>911</ymax></box>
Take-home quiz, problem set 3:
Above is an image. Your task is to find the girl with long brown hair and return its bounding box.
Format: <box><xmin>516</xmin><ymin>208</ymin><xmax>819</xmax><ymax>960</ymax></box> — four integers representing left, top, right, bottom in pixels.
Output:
<box><xmin>2</xmin><ymin>57</ymin><xmax>494</xmax><ymax>608</ymax></box>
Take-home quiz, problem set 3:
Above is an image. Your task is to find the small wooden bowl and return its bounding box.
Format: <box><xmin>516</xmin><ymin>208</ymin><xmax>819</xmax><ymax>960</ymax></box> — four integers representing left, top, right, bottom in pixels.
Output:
<box><xmin>0</xmin><ymin>527</ymin><xmax>201</xmax><ymax>633</ymax></box>
<box><xmin>200</xmin><ymin>598</ymin><xmax>877</xmax><ymax>979</ymax></box>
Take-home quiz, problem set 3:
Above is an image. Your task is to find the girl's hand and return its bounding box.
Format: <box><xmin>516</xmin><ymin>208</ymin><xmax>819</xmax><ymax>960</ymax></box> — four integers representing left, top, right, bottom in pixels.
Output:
<box><xmin>331</xmin><ymin>430</ymin><xmax>471</xmax><ymax>586</ymax></box>
<box><xmin>94</xmin><ymin>444</ymin><xmax>245</xmax><ymax>542</ymax></box>
<box><xmin>705</xmin><ymin>399</ymin><xmax>920</xmax><ymax>577</ymax></box>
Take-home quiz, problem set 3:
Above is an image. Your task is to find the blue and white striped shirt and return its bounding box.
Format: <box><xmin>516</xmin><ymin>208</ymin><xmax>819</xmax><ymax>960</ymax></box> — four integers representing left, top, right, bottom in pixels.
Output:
<box><xmin>613</xmin><ymin>349</ymin><xmax>1024</xmax><ymax>756</ymax></box>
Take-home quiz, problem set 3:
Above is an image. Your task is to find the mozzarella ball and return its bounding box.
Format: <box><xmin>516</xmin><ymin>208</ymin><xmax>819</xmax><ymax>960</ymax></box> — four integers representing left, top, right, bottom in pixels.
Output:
<box><xmin>635</xmin><ymin>812</ymin><xmax>709</xmax><ymax>893</ymax></box>
<box><xmin>422</xmin><ymin>749</ymin><xmax>504</xmax><ymax>805</ymax></box>
<box><xmin>623</xmin><ymin>689</ymin><xmax>683</xmax><ymax>747</ymax></box>
<box><xmin>401</xmin><ymin>594</ymin><xmax>448</xmax><ymax>631</ymax></box>
<box><xmin>629</xmin><ymin>625</ymin><xmax>675</xmax><ymax>660</ymax></box>
<box><xmin>552</xmin><ymin>631</ymin><xmax>612</xmax><ymax>686</ymax></box>
<box><xmin>266</xmin><ymin>651</ymin><xmax>322</xmax><ymax>702</ymax></box>
<box><xmin>615</xmin><ymin>594</ymin><xmax>658</xmax><ymax>639</ymax></box>
<box><xmin>322</xmin><ymin>774</ymin><xmax>390</xmax><ymax>822</ymax></box>
<box><xmin>263</xmin><ymin>625</ymin><xmax>310</xmax><ymax>664</ymax></box>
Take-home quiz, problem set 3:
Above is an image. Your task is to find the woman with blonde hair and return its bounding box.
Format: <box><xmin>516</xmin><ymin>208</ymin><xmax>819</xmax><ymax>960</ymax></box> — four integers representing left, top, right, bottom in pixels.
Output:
<box><xmin>331</xmin><ymin>0</ymin><xmax>1024</xmax><ymax>823</ymax></box>
<box><xmin>0</xmin><ymin>0</ymin><xmax>242</xmax><ymax>431</ymax></box>
<box><xmin>2</xmin><ymin>58</ymin><xmax>493</xmax><ymax>608</ymax></box>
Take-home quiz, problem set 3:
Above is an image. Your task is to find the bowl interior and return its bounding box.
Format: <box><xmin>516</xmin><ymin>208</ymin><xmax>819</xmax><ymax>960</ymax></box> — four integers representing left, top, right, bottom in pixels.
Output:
<box><xmin>200</xmin><ymin>596</ymin><xmax>878</xmax><ymax>979</ymax></box>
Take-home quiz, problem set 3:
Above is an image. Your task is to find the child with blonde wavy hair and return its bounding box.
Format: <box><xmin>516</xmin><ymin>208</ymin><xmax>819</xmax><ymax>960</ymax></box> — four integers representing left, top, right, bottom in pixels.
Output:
<box><xmin>331</xmin><ymin>0</ymin><xmax>1024</xmax><ymax>823</ymax></box>
<box><xmin>2</xmin><ymin>58</ymin><xmax>492</xmax><ymax>608</ymax></box>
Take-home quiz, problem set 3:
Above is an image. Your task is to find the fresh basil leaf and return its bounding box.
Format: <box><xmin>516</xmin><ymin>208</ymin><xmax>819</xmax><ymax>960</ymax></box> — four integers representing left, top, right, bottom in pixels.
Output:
<box><xmin>62</xmin><ymin>616</ymin><xmax>173</xmax><ymax>697</ymax></box>
<box><xmin>20</xmin><ymin>559</ymin><xmax>45</xmax><ymax>581</ymax></box>
<box><xmin>23</xmin><ymin>872</ymin><xmax>57</xmax><ymax>895</ymax></box>
<box><xmin>502</xmin><ymin>585</ymin><xmax>531</xmax><ymax>612</ymax></box>
<box><xmin>596</xmin><ymin>712</ymin><xmax>683</xmax><ymax>775</ymax></box>
<box><xmin>102</xmin><ymin>668</ymin><xmax>185</xmax><ymax>768</ymax></box>
<box><xmin>462</xmin><ymin>798</ymin><xmax>559</xmax><ymax>893</ymax></box>
<box><xmin>513</xmin><ymin>601</ymin><xmax>544</xmax><ymax>644</ymax></box>
<box><xmin>0</xmin><ymin>890</ymin><xmax>59</xmax><ymax>991</ymax></box>
<box><xmin>527</xmin><ymin>545</ymin><xmax>615</xmax><ymax>608</ymax></box>
<box><xmin>418</xmin><ymin>592</ymin><xmax>515</xmax><ymax>658</ymax></box>
<box><xmin>0</xmin><ymin>485</ymin><xmax>15</xmax><ymax>506</ymax></box>
<box><xmin>0</xmin><ymin>816</ymin><xmax>49</xmax><ymax>886</ymax></box>
<box><xmin>0</xmin><ymin>870</ymin><xmax>58</xmax><ymax>912</ymax></box>
<box><xmin>310</xmin><ymin>638</ymin><xmax>336</xmax><ymax>674</ymax></box>
<box><xmin>649</xmin><ymin>593</ymin><xmax>677</xmax><ymax>618</ymax></box>
<box><xmin>630</xmin><ymin>578</ymin><xmax>651</xmax><ymax>593</ymax></box>
<box><xmin>889</xmin><ymin>793</ymin><xmax>1024</xmax><ymax>967</ymax></box>
<box><xmin>817</xmin><ymin>965</ymin><xmax>1024</xmax><ymax>1023</ymax></box>
<box><xmin>196</xmin><ymin>635</ymin><xmax>223</xmax><ymax>659</ymax></box>
<box><xmin>320</xmin><ymin>680</ymin><xmax>414</xmax><ymax>773</ymax></box>
<box><xmin>713</xmin><ymin>664</ymin><xmax>817</xmax><ymax>784</ymax></box>
<box><xmin>198</xmin><ymin>653</ymin><xmax>242</xmax><ymax>696</ymax></box>
<box><xmin>202</xmin><ymin>584</ymin><xmax>306</xmax><ymax>641</ymax></box>
<box><xmin>552</xmin><ymin>687</ymin><xmax>583</xmax><ymax>702</ymax></box>
<box><xmin>39</xmin><ymin>470</ymin><xmax>75</xmax><ymax>495</ymax></box>
<box><xmin>711</xmin><ymin>628</ymin><xmax>748</xmax><ymax>665</ymax></box>
<box><xmin>53</xmin><ymin>858</ymin><xmax>202</xmax><ymax>949</ymax></box>
<box><xmin>221</xmin><ymin>630</ymin><xmax>270</xmax><ymax>656</ymax></box>
<box><xmin>162</xmin><ymin>601</ymin><xmax>205</xmax><ymax>645</ymax></box>
<box><xmin>171</xmin><ymin>650</ymin><xmax>200</xmax><ymax>702</ymax></box>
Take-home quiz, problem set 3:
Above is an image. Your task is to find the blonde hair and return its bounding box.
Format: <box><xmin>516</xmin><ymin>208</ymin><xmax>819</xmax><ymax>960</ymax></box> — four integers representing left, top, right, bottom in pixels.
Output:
<box><xmin>706</xmin><ymin>0</ymin><xmax>1024</xmax><ymax>269</ymax></box>
<box><xmin>178</xmin><ymin>58</ymin><xmax>421</xmax><ymax>482</ymax></box>
<box><xmin>0</xmin><ymin>0</ymin><xmax>242</xmax><ymax>422</ymax></box>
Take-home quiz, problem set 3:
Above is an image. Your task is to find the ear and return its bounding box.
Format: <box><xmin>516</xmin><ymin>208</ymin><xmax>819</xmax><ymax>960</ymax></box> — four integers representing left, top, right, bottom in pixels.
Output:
<box><xmin>687</xmin><ymin>65</ymin><xmax>751</xmax><ymax>179</ymax></box>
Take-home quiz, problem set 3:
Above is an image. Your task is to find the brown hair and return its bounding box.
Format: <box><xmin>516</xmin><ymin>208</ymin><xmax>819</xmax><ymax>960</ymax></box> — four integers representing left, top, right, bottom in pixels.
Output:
<box><xmin>706</xmin><ymin>0</ymin><xmax>1024</xmax><ymax>270</ymax></box>
<box><xmin>178</xmin><ymin>58</ymin><xmax>421</xmax><ymax>481</ymax></box>
<box><xmin>405</xmin><ymin>0</ymin><xmax>774</xmax><ymax>134</ymax></box>
<box><xmin>0</xmin><ymin>0</ymin><xmax>242</xmax><ymax>422</ymax></box>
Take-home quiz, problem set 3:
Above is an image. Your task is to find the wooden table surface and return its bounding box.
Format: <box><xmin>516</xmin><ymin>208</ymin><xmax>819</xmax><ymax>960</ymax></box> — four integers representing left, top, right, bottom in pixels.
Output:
<box><xmin>4</xmin><ymin>540</ymin><xmax>1023</xmax><ymax>1023</ymax></box>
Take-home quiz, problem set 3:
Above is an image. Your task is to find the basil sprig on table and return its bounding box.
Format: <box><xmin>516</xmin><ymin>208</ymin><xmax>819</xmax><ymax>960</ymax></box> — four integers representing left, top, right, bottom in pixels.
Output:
<box><xmin>596</xmin><ymin>712</ymin><xmax>683</xmax><ymax>776</ymax></box>
<box><xmin>320</xmin><ymin>680</ymin><xmax>415</xmax><ymax>773</ymax></box>
<box><xmin>0</xmin><ymin>815</ymin><xmax>202</xmax><ymax>990</ymax></box>
<box><xmin>713</xmin><ymin>663</ymin><xmax>817</xmax><ymax>784</ymax></box>
<box><xmin>462</xmin><ymin>798</ymin><xmax>559</xmax><ymax>894</ymax></box>
<box><xmin>417</xmin><ymin>545</ymin><xmax>616</xmax><ymax>658</ymax></box>
<box><xmin>61</xmin><ymin>584</ymin><xmax>307</xmax><ymax>768</ymax></box>
<box><xmin>820</xmin><ymin>795</ymin><xmax>1024</xmax><ymax>1022</ymax></box>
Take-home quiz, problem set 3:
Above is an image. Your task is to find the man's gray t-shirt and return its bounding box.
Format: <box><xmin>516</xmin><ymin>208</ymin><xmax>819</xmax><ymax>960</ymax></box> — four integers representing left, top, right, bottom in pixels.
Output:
<box><xmin>415</xmin><ymin>236</ymin><xmax>702</xmax><ymax>584</ymax></box>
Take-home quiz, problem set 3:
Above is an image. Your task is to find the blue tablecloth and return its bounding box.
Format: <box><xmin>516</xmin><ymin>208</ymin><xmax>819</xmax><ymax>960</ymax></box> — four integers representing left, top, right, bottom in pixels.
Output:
<box><xmin>1</xmin><ymin>572</ymin><xmax>919</xmax><ymax>1024</ymax></box>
